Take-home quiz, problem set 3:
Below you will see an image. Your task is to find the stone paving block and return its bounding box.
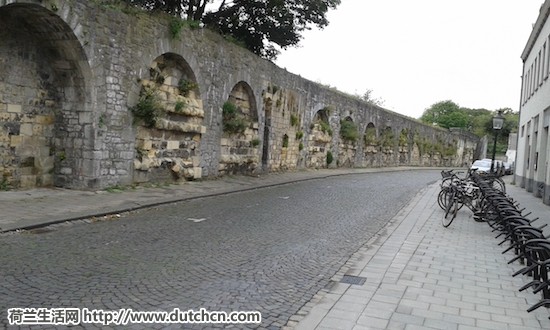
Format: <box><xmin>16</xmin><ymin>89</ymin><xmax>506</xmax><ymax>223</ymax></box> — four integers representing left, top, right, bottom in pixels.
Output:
<box><xmin>318</xmin><ymin>317</ymin><xmax>356</xmax><ymax>329</ymax></box>
<box><xmin>410</xmin><ymin>308</ymin><xmax>444</xmax><ymax>321</ymax></box>
<box><xmin>442</xmin><ymin>314</ymin><xmax>476</xmax><ymax>327</ymax></box>
<box><xmin>325</xmin><ymin>307</ymin><xmax>362</xmax><ymax>322</ymax></box>
<box><xmin>361</xmin><ymin>307</ymin><xmax>394</xmax><ymax>320</ymax></box>
<box><xmin>459</xmin><ymin>308</ymin><xmax>491</xmax><ymax>321</ymax></box>
<box><xmin>456</xmin><ymin>326</ymin><xmax>479</xmax><ymax>330</ymax></box>
<box><xmin>398</xmin><ymin>298</ymin><xmax>429</xmax><ymax>310</ymax></box>
<box><xmin>429</xmin><ymin>304</ymin><xmax>459</xmax><ymax>315</ymax></box>
<box><xmin>489</xmin><ymin>314</ymin><xmax>523</xmax><ymax>326</ymax></box>
<box><xmin>332</xmin><ymin>301</ymin><xmax>366</xmax><ymax>313</ymax></box>
<box><xmin>355</xmin><ymin>315</ymin><xmax>389</xmax><ymax>328</ymax></box>
<box><xmin>385</xmin><ymin>320</ymin><xmax>406</xmax><ymax>329</ymax></box>
<box><xmin>371</xmin><ymin>293</ymin><xmax>401</xmax><ymax>305</ymax></box>
<box><xmin>395</xmin><ymin>304</ymin><xmax>413</xmax><ymax>315</ymax></box>
<box><xmin>476</xmin><ymin>319</ymin><xmax>514</xmax><ymax>330</ymax></box>
<box><xmin>423</xmin><ymin>318</ymin><xmax>459</xmax><ymax>330</ymax></box>
<box><xmin>415</xmin><ymin>294</ymin><xmax>446</xmax><ymax>306</ymax></box>
<box><xmin>395</xmin><ymin>279</ymin><xmax>423</xmax><ymax>289</ymax></box>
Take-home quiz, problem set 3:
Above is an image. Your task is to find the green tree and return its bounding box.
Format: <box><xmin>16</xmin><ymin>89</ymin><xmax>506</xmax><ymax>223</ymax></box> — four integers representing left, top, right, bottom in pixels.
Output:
<box><xmin>483</xmin><ymin>108</ymin><xmax>519</xmax><ymax>144</ymax></box>
<box><xmin>420</xmin><ymin>100</ymin><xmax>465</xmax><ymax>129</ymax></box>
<box><xmin>420</xmin><ymin>101</ymin><xmax>519</xmax><ymax>156</ymax></box>
<box><xmin>124</xmin><ymin>0</ymin><xmax>341</xmax><ymax>60</ymax></box>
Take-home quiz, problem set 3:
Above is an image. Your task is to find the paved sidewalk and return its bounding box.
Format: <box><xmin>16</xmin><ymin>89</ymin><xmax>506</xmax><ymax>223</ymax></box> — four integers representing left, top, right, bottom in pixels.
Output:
<box><xmin>288</xmin><ymin>178</ymin><xmax>550</xmax><ymax>330</ymax></box>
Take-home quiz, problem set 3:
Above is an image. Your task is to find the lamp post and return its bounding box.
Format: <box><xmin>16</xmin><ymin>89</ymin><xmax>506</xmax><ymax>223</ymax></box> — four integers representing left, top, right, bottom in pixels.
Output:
<box><xmin>490</xmin><ymin>110</ymin><xmax>505</xmax><ymax>174</ymax></box>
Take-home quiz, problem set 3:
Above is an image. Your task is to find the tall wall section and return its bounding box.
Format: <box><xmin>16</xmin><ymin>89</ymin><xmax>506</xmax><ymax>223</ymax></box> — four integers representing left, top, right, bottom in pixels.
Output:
<box><xmin>0</xmin><ymin>0</ymin><xmax>479</xmax><ymax>190</ymax></box>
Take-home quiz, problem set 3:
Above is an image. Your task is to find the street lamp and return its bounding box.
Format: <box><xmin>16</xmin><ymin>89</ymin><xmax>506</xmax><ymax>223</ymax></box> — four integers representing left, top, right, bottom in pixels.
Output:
<box><xmin>490</xmin><ymin>110</ymin><xmax>505</xmax><ymax>174</ymax></box>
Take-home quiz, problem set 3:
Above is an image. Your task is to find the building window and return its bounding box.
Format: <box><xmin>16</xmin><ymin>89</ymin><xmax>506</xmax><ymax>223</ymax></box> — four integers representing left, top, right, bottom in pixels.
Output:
<box><xmin>523</xmin><ymin>69</ymin><xmax>531</xmax><ymax>103</ymax></box>
<box><xmin>544</xmin><ymin>41</ymin><xmax>548</xmax><ymax>80</ymax></box>
<box><xmin>521</xmin><ymin>125</ymin><xmax>525</xmax><ymax>137</ymax></box>
<box><xmin>537</xmin><ymin>49</ymin><xmax>544</xmax><ymax>89</ymax></box>
<box><xmin>531</xmin><ymin>63</ymin><xmax>535</xmax><ymax>96</ymax></box>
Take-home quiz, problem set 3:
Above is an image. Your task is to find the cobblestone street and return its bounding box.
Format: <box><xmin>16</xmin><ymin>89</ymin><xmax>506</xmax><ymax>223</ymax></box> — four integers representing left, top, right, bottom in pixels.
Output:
<box><xmin>0</xmin><ymin>171</ymin><xmax>438</xmax><ymax>329</ymax></box>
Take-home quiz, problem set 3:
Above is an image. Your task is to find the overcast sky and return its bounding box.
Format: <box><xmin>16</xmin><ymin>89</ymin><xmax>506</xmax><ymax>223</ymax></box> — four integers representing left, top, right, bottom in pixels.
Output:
<box><xmin>275</xmin><ymin>0</ymin><xmax>544</xmax><ymax>119</ymax></box>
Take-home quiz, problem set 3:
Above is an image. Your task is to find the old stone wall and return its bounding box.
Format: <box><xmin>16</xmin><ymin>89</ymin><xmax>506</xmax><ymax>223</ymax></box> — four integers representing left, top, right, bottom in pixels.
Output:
<box><xmin>0</xmin><ymin>0</ymin><xmax>479</xmax><ymax>190</ymax></box>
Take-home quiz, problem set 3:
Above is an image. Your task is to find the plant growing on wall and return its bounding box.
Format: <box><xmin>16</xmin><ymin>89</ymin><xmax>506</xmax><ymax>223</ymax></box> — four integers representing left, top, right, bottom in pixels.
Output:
<box><xmin>222</xmin><ymin>101</ymin><xmax>249</xmax><ymax>134</ymax></box>
<box><xmin>418</xmin><ymin>138</ymin><xmax>434</xmax><ymax>156</ymax></box>
<box><xmin>250</xmin><ymin>138</ymin><xmax>261</xmax><ymax>147</ymax></box>
<box><xmin>282</xmin><ymin>134</ymin><xmax>289</xmax><ymax>148</ymax></box>
<box><xmin>318</xmin><ymin>121</ymin><xmax>332</xmax><ymax>136</ymax></box>
<box><xmin>340</xmin><ymin>120</ymin><xmax>359</xmax><ymax>142</ymax></box>
<box><xmin>443</xmin><ymin>144</ymin><xmax>457</xmax><ymax>157</ymax></box>
<box><xmin>175</xmin><ymin>101</ymin><xmax>186</xmax><ymax>113</ymax></box>
<box><xmin>326</xmin><ymin>151</ymin><xmax>333</xmax><ymax>165</ymax></box>
<box><xmin>399</xmin><ymin>129</ymin><xmax>409</xmax><ymax>147</ymax></box>
<box><xmin>178</xmin><ymin>78</ymin><xmax>198</xmax><ymax>97</ymax></box>
<box><xmin>379</xmin><ymin>128</ymin><xmax>395</xmax><ymax>149</ymax></box>
<box><xmin>131</xmin><ymin>88</ymin><xmax>161</xmax><ymax>128</ymax></box>
<box><xmin>0</xmin><ymin>175</ymin><xmax>10</xmax><ymax>191</ymax></box>
<box><xmin>290</xmin><ymin>114</ymin><xmax>299</xmax><ymax>126</ymax></box>
<box><xmin>364</xmin><ymin>127</ymin><xmax>377</xmax><ymax>146</ymax></box>
<box><xmin>169</xmin><ymin>17</ymin><xmax>185</xmax><ymax>39</ymax></box>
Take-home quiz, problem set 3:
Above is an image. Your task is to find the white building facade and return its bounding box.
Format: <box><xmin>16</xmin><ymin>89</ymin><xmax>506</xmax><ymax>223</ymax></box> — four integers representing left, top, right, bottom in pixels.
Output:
<box><xmin>517</xmin><ymin>0</ymin><xmax>550</xmax><ymax>205</ymax></box>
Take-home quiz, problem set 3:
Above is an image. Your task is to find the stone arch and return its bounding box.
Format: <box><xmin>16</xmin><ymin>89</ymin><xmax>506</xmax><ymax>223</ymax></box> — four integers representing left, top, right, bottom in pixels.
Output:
<box><xmin>398</xmin><ymin>128</ymin><xmax>410</xmax><ymax>164</ymax></box>
<box><xmin>338</xmin><ymin>116</ymin><xmax>358</xmax><ymax>167</ymax></box>
<box><xmin>132</xmin><ymin>52</ymin><xmax>205</xmax><ymax>183</ymax></box>
<box><xmin>227</xmin><ymin>81</ymin><xmax>258</xmax><ymax>121</ymax></box>
<box><xmin>380</xmin><ymin>126</ymin><xmax>395</xmax><ymax>151</ymax></box>
<box><xmin>363</xmin><ymin>122</ymin><xmax>378</xmax><ymax>166</ymax></box>
<box><xmin>307</xmin><ymin>107</ymin><xmax>332</xmax><ymax>168</ymax></box>
<box><xmin>219</xmin><ymin>81</ymin><xmax>260</xmax><ymax>175</ymax></box>
<box><xmin>379</xmin><ymin>126</ymin><xmax>396</xmax><ymax>165</ymax></box>
<box><xmin>0</xmin><ymin>2</ymin><xmax>93</xmax><ymax>189</ymax></box>
<box><xmin>364</xmin><ymin>122</ymin><xmax>377</xmax><ymax>147</ymax></box>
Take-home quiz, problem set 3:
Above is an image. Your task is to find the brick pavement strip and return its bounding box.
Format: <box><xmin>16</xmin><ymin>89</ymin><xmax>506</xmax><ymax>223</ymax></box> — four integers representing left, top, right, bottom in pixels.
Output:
<box><xmin>289</xmin><ymin>181</ymin><xmax>550</xmax><ymax>330</ymax></box>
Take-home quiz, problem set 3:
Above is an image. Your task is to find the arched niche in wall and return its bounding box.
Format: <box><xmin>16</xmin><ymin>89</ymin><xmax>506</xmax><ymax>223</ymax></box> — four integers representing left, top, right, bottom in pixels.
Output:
<box><xmin>380</xmin><ymin>126</ymin><xmax>395</xmax><ymax>152</ymax></box>
<box><xmin>0</xmin><ymin>2</ymin><xmax>93</xmax><ymax>189</ymax></box>
<box><xmin>132</xmin><ymin>52</ymin><xmax>205</xmax><ymax>183</ymax></box>
<box><xmin>338</xmin><ymin>116</ymin><xmax>358</xmax><ymax>167</ymax></box>
<box><xmin>398</xmin><ymin>128</ymin><xmax>410</xmax><ymax>164</ymax></box>
<box><xmin>364</xmin><ymin>123</ymin><xmax>378</xmax><ymax>149</ymax></box>
<box><xmin>363</xmin><ymin>122</ymin><xmax>378</xmax><ymax>166</ymax></box>
<box><xmin>219</xmin><ymin>81</ymin><xmax>260</xmax><ymax>175</ymax></box>
<box><xmin>306</xmin><ymin>107</ymin><xmax>333</xmax><ymax>168</ymax></box>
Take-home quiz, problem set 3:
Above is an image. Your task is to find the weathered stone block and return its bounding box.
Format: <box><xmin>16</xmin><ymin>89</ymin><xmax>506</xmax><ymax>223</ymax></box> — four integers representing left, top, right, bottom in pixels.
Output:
<box><xmin>192</xmin><ymin>156</ymin><xmax>200</xmax><ymax>167</ymax></box>
<box><xmin>166</xmin><ymin>140</ymin><xmax>179</xmax><ymax>150</ymax></box>
<box><xmin>9</xmin><ymin>135</ymin><xmax>21</xmax><ymax>146</ymax></box>
<box><xmin>19</xmin><ymin>175</ymin><xmax>36</xmax><ymax>188</ymax></box>
<box><xmin>7</xmin><ymin>104</ymin><xmax>21</xmax><ymax>113</ymax></box>
<box><xmin>40</xmin><ymin>174</ymin><xmax>53</xmax><ymax>186</ymax></box>
<box><xmin>193</xmin><ymin>166</ymin><xmax>202</xmax><ymax>179</ymax></box>
<box><xmin>79</xmin><ymin>111</ymin><xmax>92</xmax><ymax>124</ymax></box>
<box><xmin>19</xmin><ymin>124</ymin><xmax>33</xmax><ymax>136</ymax></box>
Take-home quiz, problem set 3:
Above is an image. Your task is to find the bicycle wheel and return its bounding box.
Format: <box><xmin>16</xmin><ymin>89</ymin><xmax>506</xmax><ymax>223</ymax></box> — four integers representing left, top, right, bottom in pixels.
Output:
<box><xmin>442</xmin><ymin>190</ymin><xmax>458</xmax><ymax>227</ymax></box>
<box><xmin>437</xmin><ymin>188</ymin><xmax>449</xmax><ymax>210</ymax></box>
<box><xmin>491</xmin><ymin>177</ymin><xmax>506</xmax><ymax>194</ymax></box>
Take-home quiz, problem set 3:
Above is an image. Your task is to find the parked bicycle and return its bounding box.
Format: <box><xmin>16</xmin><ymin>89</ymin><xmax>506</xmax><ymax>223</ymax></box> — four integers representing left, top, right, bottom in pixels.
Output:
<box><xmin>439</xmin><ymin>174</ymin><xmax>482</xmax><ymax>227</ymax></box>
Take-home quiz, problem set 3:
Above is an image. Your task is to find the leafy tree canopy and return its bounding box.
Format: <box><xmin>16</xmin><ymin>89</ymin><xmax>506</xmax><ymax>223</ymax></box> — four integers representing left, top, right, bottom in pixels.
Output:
<box><xmin>123</xmin><ymin>0</ymin><xmax>341</xmax><ymax>60</ymax></box>
<box><xmin>419</xmin><ymin>100</ymin><xmax>519</xmax><ymax>141</ymax></box>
